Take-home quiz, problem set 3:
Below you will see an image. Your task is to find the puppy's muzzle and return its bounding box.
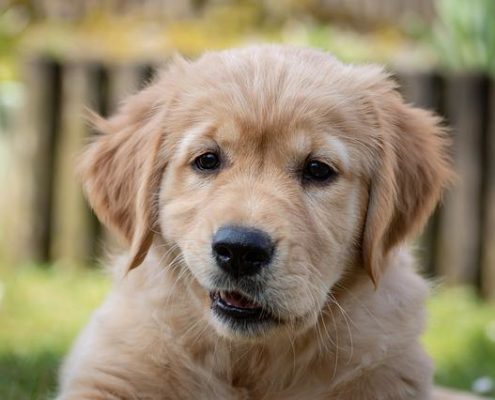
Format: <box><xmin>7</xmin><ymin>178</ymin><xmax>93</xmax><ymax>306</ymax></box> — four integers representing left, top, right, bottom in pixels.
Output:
<box><xmin>212</xmin><ymin>226</ymin><xmax>274</xmax><ymax>278</ymax></box>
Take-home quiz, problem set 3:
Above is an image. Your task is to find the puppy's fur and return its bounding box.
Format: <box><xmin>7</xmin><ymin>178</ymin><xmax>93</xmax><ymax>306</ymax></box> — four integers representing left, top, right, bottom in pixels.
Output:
<box><xmin>57</xmin><ymin>46</ymin><xmax>453</xmax><ymax>400</ymax></box>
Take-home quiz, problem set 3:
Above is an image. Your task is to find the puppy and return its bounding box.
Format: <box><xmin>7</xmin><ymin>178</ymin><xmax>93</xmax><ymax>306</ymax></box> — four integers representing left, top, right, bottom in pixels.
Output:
<box><xmin>57</xmin><ymin>45</ymin><xmax>452</xmax><ymax>400</ymax></box>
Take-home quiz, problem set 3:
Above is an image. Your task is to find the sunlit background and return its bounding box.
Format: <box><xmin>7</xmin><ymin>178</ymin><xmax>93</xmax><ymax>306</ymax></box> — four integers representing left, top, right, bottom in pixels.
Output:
<box><xmin>0</xmin><ymin>0</ymin><xmax>494</xmax><ymax>399</ymax></box>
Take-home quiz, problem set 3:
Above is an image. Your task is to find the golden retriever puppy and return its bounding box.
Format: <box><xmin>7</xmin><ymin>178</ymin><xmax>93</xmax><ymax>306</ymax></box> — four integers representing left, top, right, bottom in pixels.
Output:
<box><xmin>57</xmin><ymin>45</ymin><xmax>452</xmax><ymax>400</ymax></box>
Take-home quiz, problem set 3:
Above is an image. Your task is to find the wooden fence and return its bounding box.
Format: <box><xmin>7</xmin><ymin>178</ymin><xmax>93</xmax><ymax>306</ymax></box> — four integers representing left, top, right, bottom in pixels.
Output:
<box><xmin>4</xmin><ymin>58</ymin><xmax>495</xmax><ymax>299</ymax></box>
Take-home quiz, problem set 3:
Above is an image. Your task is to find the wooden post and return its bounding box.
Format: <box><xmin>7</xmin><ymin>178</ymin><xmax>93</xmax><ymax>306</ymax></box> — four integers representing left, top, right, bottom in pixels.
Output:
<box><xmin>107</xmin><ymin>63</ymin><xmax>143</xmax><ymax>114</ymax></box>
<box><xmin>481</xmin><ymin>79</ymin><xmax>495</xmax><ymax>300</ymax></box>
<box><xmin>138</xmin><ymin>63</ymin><xmax>158</xmax><ymax>89</ymax></box>
<box><xmin>436</xmin><ymin>74</ymin><xmax>484</xmax><ymax>285</ymax></box>
<box><xmin>4</xmin><ymin>58</ymin><xmax>61</xmax><ymax>265</ymax></box>
<box><xmin>50</xmin><ymin>62</ymin><xmax>96</xmax><ymax>267</ymax></box>
<box><xmin>396</xmin><ymin>71</ymin><xmax>439</xmax><ymax>276</ymax></box>
<box><xmin>96</xmin><ymin>63</ymin><xmax>145</xmax><ymax>253</ymax></box>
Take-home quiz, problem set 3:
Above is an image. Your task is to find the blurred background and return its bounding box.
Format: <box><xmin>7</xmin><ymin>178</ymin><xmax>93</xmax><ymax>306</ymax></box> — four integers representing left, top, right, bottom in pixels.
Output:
<box><xmin>0</xmin><ymin>0</ymin><xmax>494</xmax><ymax>398</ymax></box>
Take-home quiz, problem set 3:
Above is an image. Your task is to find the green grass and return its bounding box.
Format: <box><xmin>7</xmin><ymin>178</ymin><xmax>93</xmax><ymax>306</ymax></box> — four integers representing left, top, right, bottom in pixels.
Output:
<box><xmin>0</xmin><ymin>266</ymin><xmax>494</xmax><ymax>399</ymax></box>
<box><xmin>0</xmin><ymin>266</ymin><xmax>108</xmax><ymax>400</ymax></box>
<box><xmin>424</xmin><ymin>287</ymin><xmax>495</xmax><ymax>395</ymax></box>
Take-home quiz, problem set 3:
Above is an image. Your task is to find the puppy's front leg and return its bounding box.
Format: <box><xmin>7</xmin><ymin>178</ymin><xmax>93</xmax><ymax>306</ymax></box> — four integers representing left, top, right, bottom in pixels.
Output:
<box><xmin>57</xmin><ymin>367</ymin><xmax>247</xmax><ymax>400</ymax></box>
<box><xmin>57</xmin><ymin>328</ymin><xmax>248</xmax><ymax>400</ymax></box>
<box><xmin>329</xmin><ymin>347</ymin><xmax>433</xmax><ymax>400</ymax></box>
<box><xmin>330</xmin><ymin>371</ymin><xmax>432</xmax><ymax>400</ymax></box>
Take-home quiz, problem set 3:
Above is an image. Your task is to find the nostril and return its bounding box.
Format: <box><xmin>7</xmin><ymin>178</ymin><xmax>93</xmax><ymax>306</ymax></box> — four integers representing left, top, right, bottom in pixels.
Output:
<box><xmin>244</xmin><ymin>248</ymin><xmax>271</xmax><ymax>265</ymax></box>
<box><xmin>214</xmin><ymin>244</ymin><xmax>233</xmax><ymax>262</ymax></box>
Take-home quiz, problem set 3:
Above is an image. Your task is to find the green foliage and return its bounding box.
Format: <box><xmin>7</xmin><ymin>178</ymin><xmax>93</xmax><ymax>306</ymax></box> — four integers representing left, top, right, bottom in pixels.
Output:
<box><xmin>4</xmin><ymin>0</ymin><xmax>495</xmax><ymax>78</ymax></box>
<box><xmin>281</xmin><ymin>22</ymin><xmax>430</xmax><ymax>67</ymax></box>
<box><xmin>432</xmin><ymin>0</ymin><xmax>495</xmax><ymax>75</ymax></box>
<box><xmin>0</xmin><ymin>4</ymin><xmax>30</xmax><ymax>80</ymax></box>
<box><xmin>5</xmin><ymin>1</ymin><xmax>432</xmax><ymax>69</ymax></box>
<box><xmin>1</xmin><ymin>266</ymin><xmax>494</xmax><ymax>398</ymax></box>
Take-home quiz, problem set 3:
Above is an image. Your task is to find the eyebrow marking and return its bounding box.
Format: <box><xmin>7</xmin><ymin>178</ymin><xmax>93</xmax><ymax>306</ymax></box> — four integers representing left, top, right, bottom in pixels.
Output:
<box><xmin>176</xmin><ymin>122</ymin><xmax>216</xmax><ymax>158</ymax></box>
<box><xmin>325</xmin><ymin>136</ymin><xmax>350</xmax><ymax>172</ymax></box>
<box><xmin>291</xmin><ymin>132</ymin><xmax>312</xmax><ymax>154</ymax></box>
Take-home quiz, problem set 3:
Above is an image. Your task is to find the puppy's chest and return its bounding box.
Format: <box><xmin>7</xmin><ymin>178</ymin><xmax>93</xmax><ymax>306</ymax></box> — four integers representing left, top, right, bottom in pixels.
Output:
<box><xmin>198</xmin><ymin>363</ymin><xmax>335</xmax><ymax>400</ymax></box>
<box><xmin>207</xmin><ymin>380</ymin><xmax>333</xmax><ymax>400</ymax></box>
<box><xmin>185</xmin><ymin>333</ymin><xmax>355</xmax><ymax>400</ymax></box>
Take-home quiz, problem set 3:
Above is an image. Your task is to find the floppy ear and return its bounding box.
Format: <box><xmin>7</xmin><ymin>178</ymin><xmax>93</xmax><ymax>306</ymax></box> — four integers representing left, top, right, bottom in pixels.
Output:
<box><xmin>79</xmin><ymin>84</ymin><xmax>166</xmax><ymax>272</ymax></box>
<box><xmin>362</xmin><ymin>93</ymin><xmax>453</xmax><ymax>285</ymax></box>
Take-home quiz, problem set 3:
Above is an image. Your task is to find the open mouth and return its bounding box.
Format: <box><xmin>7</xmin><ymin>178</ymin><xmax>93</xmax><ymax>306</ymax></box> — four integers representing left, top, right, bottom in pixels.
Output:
<box><xmin>209</xmin><ymin>291</ymin><xmax>275</xmax><ymax>324</ymax></box>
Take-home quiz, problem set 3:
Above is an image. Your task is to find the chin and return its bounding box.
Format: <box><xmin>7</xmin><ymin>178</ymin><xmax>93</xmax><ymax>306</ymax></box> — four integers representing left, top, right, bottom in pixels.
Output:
<box><xmin>207</xmin><ymin>290</ymin><xmax>283</xmax><ymax>340</ymax></box>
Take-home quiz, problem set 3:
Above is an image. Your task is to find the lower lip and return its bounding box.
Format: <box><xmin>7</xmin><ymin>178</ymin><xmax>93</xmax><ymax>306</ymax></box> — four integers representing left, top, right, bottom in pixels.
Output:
<box><xmin>209</xmin><ymin>292</ymin><xmax>274</xmax><ymax>323</ymax></box>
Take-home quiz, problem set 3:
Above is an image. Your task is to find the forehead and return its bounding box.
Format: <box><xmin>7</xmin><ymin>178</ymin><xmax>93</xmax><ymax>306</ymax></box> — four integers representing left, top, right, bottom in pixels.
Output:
<box><xmin>166</xmin><ymin>47</ymin><xmax>387</xmax><ymax>173</ymax></box>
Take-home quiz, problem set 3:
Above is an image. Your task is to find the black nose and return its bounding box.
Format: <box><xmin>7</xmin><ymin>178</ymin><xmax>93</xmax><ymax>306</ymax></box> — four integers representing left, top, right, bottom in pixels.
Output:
<box><xmin>212</xmin><ymin>226</ymin><xmax>274</xmax><ymax>278</ymax></box>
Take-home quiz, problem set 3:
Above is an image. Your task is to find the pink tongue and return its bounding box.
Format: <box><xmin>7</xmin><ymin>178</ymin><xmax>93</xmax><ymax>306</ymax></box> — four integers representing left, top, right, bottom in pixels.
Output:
<box><xmin>222</xmin><ymin>291</ymin><xmax>260</xmax><ymax>309</ymax></box>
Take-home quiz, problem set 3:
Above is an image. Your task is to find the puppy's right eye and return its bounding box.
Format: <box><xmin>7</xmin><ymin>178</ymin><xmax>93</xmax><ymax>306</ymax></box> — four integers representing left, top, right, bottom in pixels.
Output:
<box><xmin>194</xmin><ymin>152</ymin><xmax>221</xmax><ymax>171</ymax></box>
<box><xmin>302</xmin><ymin>159</ymin><xmax>337</xmax><ymax>184</ymax></box>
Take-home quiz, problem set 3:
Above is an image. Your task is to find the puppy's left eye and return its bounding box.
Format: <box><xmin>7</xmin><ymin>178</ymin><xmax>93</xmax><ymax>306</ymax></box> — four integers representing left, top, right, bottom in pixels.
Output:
<box><xmin>194</xmin><ymin>152</ymin><xmax>221</xmax><ymax>171</ymax></box>
<box><xmin>303</xmin><ymin>160</ymin><xmax>337</xmax><ymax>183</ymax></box>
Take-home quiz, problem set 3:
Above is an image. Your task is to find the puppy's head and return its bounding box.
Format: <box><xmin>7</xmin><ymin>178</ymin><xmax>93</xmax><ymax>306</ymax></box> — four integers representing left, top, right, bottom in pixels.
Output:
<box><xmin>80</xmin><ymin>46</ymin><xmax>452</xmax><ymax>340</ymax></box>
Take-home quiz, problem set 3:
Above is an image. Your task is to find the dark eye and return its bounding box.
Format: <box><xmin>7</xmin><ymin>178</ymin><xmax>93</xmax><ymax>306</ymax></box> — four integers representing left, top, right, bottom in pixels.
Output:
<box><xmin>194</xmin><ymin>152</ymin><xmax>221</xmax><ymax>171</ymax></box>
<box><xmin>303</xmin><ymin>160</ymin><xmax>337</xmax><ymax>183</ymax></box>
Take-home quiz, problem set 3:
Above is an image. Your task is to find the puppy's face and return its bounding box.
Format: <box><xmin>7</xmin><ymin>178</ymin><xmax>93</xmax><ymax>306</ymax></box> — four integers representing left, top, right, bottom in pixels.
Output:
<box><xmin>80</xmin><ymin>46</ymin><xmax>452</xmax><ymax>340</ymax></box>
<box><xmin>161</xmin><ymin>119</ymin><xmax>366</xmax><ymax>337</ymax></box>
